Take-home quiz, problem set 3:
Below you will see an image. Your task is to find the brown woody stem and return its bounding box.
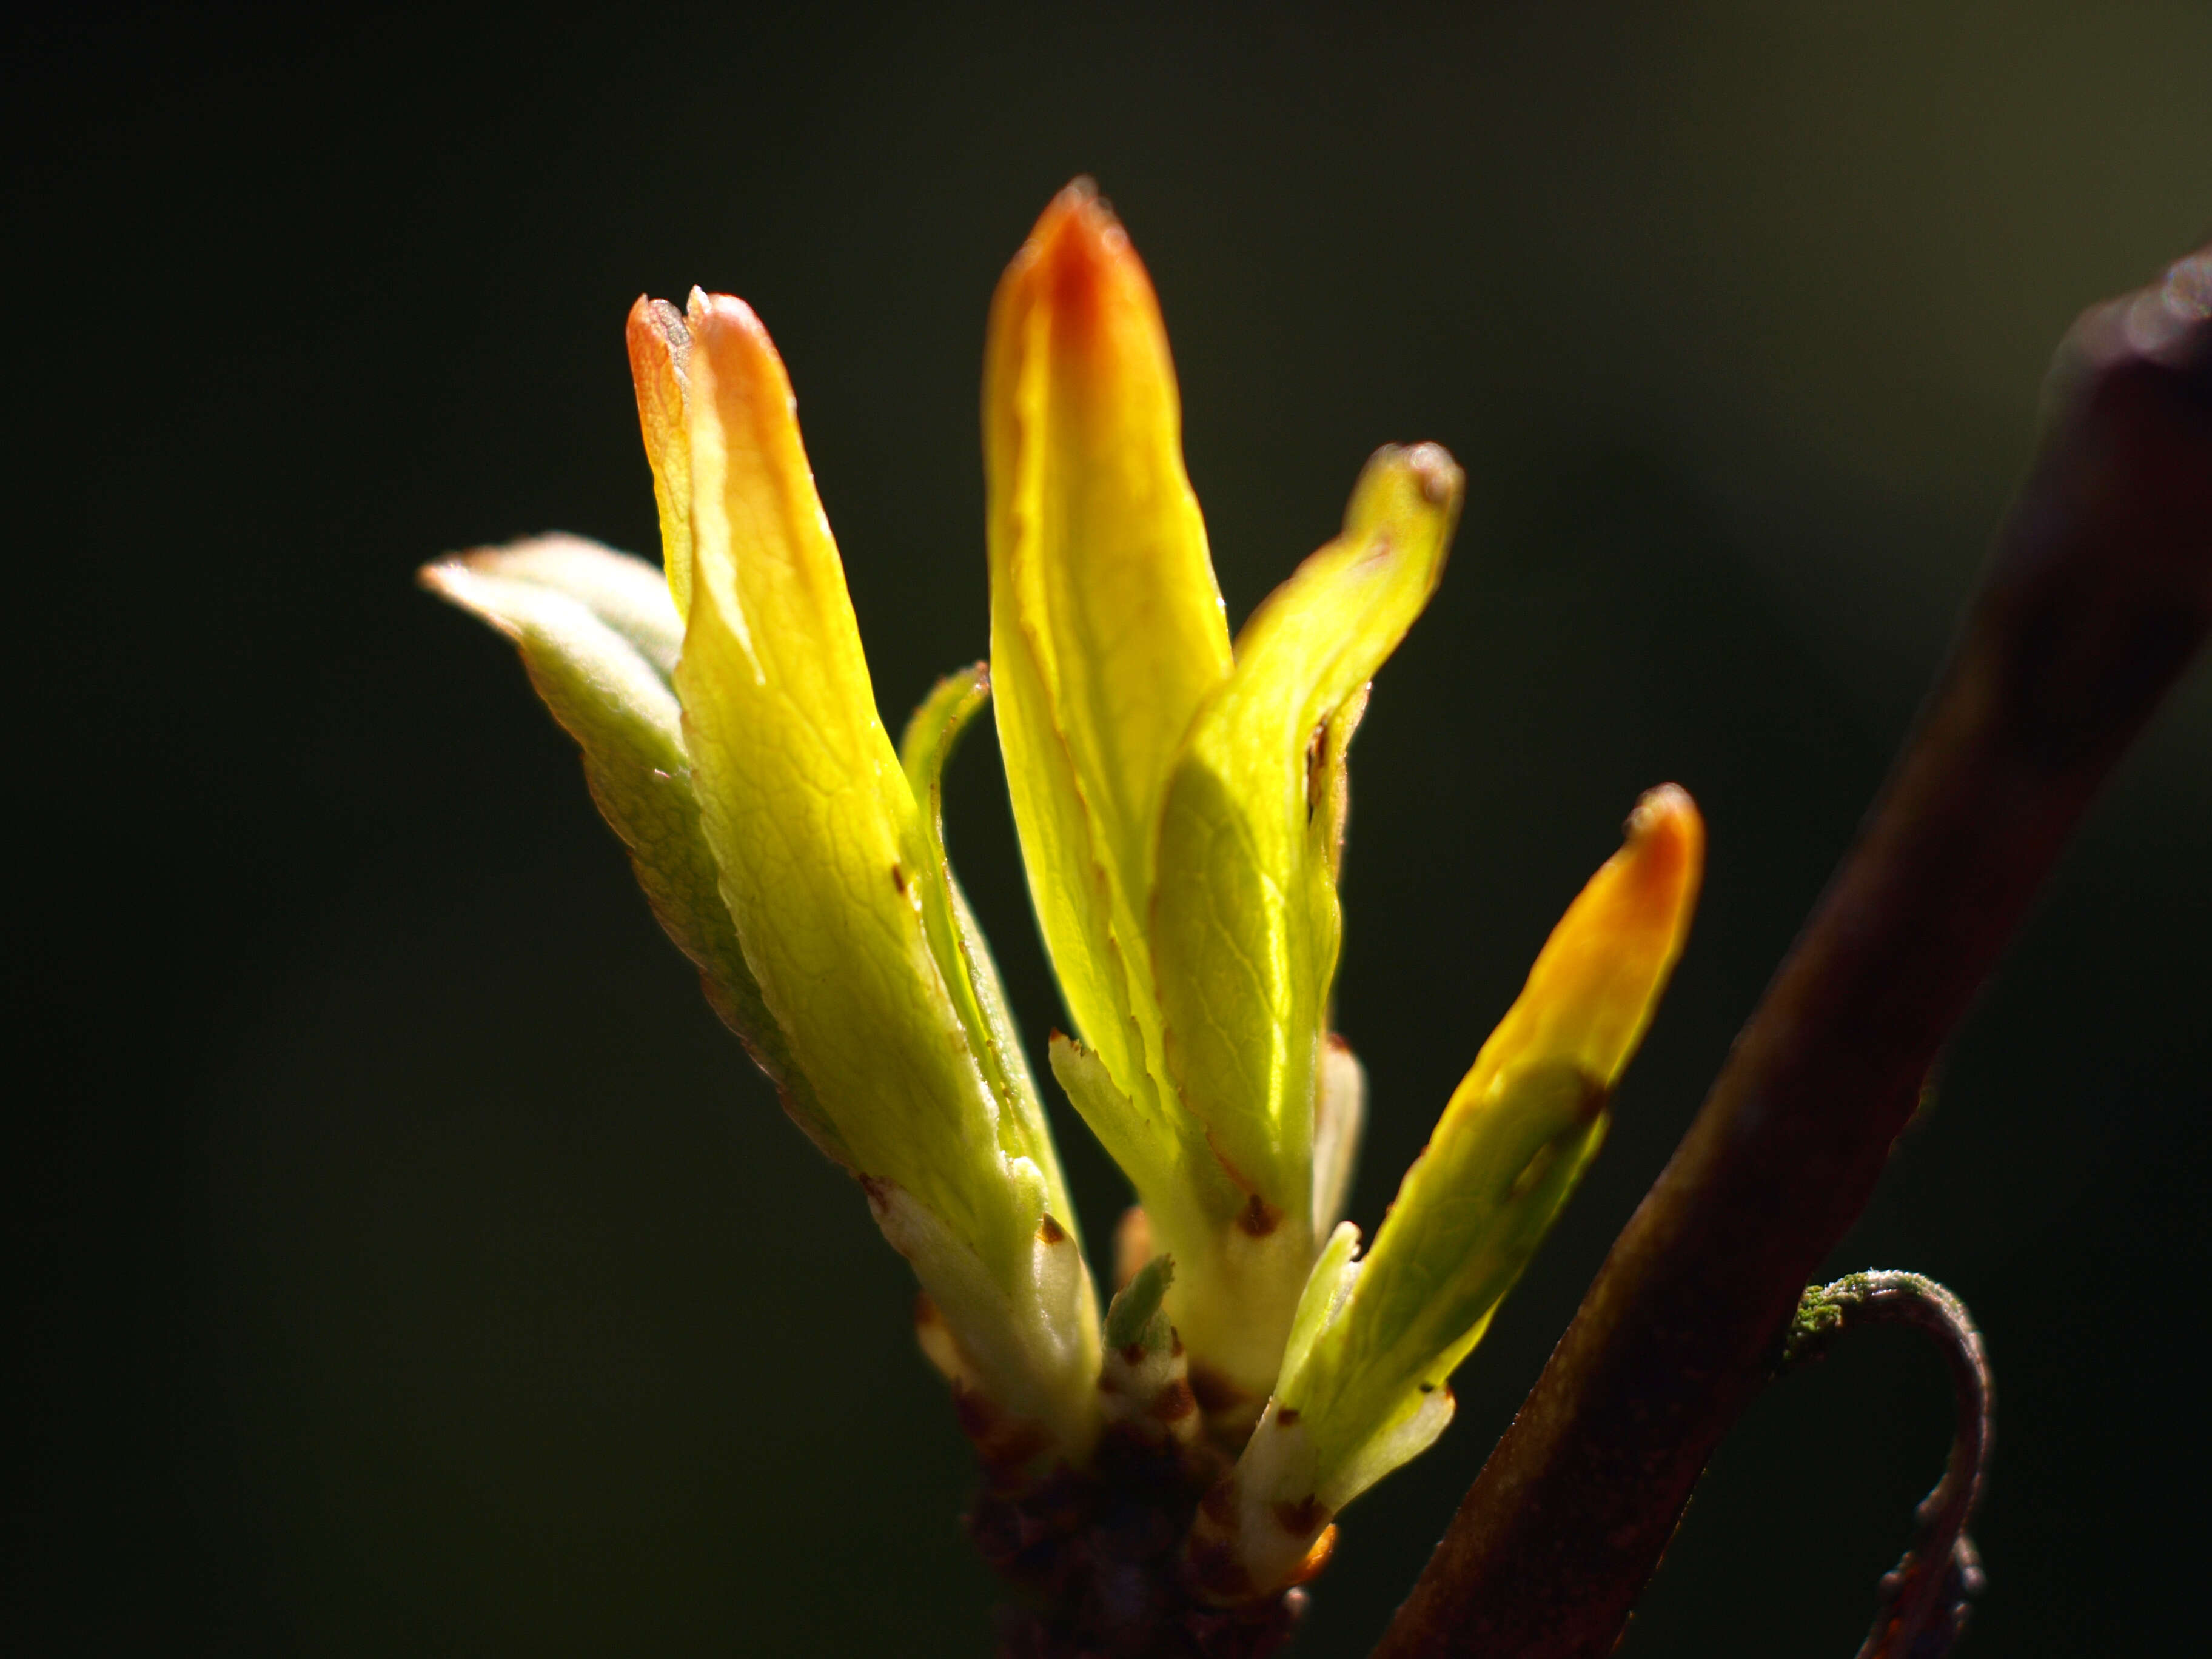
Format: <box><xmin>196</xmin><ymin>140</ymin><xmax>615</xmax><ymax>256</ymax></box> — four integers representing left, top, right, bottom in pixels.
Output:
<box><xmin>1372</xmin><ymin>243</ymin><xmax>2212</xmax><ymax>1659</ymax></box>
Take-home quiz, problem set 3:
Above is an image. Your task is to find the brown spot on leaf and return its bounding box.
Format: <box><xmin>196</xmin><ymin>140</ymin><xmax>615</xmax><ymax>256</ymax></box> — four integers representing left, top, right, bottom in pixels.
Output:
<box><xmin>1238</xmin><ymin>1193</ymin><xmax>1283</xmax><ymax>1237</ymax></box>
<box><xmin>1150</xmin><ymin>1378</ymin><xmax>1198</xmax><ymax>1424</ymax></box>
<box><xmin>1274</xmin><ymin>1406</ymin><xmax>1300</xmax><ymax>1427</ymax></box>
<box><xmin>889</xmin><ymin>862</ymin><xmax>908</xmax><ymax>895</ymax></box>
<box><xmin>1273</xmin><ymin>1496</ymin><xmax>1330</xmax><ymax>1537</ymax></box>
<box><xmin>1119</xmin><ymin>1341</ymin><xmax>1150</xmax><ymax>1368</ymax></box>
<box><xmin>1036</xmin><ymin>1213</ymin><xmax>1068</xmax><ymax>1245</ymax></box>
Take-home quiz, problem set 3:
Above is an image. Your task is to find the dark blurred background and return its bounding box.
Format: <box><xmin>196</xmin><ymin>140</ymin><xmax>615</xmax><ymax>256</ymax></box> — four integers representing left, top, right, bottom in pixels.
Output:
<box><xmin>8</xmin><ymin>3</ymin><xmax>2208</xmax><ymax>1654</ymax></box>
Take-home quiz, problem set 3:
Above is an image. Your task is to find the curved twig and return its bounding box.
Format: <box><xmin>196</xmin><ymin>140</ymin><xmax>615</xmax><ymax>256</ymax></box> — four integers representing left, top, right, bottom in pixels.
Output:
<box><xmin>1783</xmin><ymin>1272</ymin><xmax>1991</xmax><ymax>1659</ymax></box>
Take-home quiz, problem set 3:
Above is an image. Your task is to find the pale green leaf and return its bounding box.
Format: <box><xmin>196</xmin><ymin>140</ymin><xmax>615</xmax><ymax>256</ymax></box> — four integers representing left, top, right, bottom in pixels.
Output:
<box><xmin>418</xmin><ymin>535</ymin><xmax>840</xmax><ymax>1160</ymax></box>
<box><xmin>899</xmin><ymin>663</ymin><xmax>1063</xmax><ymax>1225</ymax></box>
<box><xmin>1103</xmin><ymin>1253</ymin><xmax>1176</xmax><ymax>1353</ymax></box>
<box><xmin>1312</xmin><ymin>1036</ymin><xmax>1366</xmax><ymax>1238</ymax></box>
<box><xmin>1277</xmin><ymin>1220</ymin><xmax>1361</xmax><ymax>1394</ymax></box>
<box><xmin>868</xmin><ymin>1173</ymin><xmax>1099</xmax><ymax>1462</ymax></box>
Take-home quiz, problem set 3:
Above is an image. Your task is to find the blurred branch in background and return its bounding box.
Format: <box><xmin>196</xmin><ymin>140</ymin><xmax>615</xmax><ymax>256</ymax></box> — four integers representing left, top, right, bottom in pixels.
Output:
<box><xmin>1375</xmin><ymin>243</ymin><xmax>2212</xmax><ymax>1658</ymax></box>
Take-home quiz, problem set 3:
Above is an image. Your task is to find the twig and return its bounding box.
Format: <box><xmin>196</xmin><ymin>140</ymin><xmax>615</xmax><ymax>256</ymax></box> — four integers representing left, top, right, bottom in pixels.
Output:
<box><xmin>1371</xmin><ymin>243</ymin><xmax>2212</xmax><ymax>1658</ymax></box>
<box><xmin>1783</xmin><ymin>1272</ymin><xmax>1992</xmax><ymax>1659</ymax></box>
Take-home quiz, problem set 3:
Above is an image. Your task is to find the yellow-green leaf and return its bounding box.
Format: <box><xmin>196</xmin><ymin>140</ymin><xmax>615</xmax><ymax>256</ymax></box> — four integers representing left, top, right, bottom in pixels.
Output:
<box><xmin>986</xmin><ymin>179</ymin><xmax>1231</xmax><ymax>942</ymax></box>
<box><xmin>983</xmin><ymin>185</ymin><xmax>1262</xmax><ymax>1396</ymax></box>
<box><xmin>1151</xmin><ymin>444</ymin><xmax>1463</xmax><ymax>1219</ymax></box>
<box><xmin>672</xmin><ymin>289</ymin><xmax>1068</xmax><ymax>1272</ymax></box>
<box><xmin>984</xmin><ymin>181</ymin><xmax>1229</xmax><ymax>1159</ymax></box>
<box><xmin>1275</xmin><ymin>786</ymin><xmax>1704</xmax><ymax>1510</ymax></box>
<box><xmin>660</xmin><ymin>289</ymin><xmax>1099</xmax><ymax>1448</ymax></box>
